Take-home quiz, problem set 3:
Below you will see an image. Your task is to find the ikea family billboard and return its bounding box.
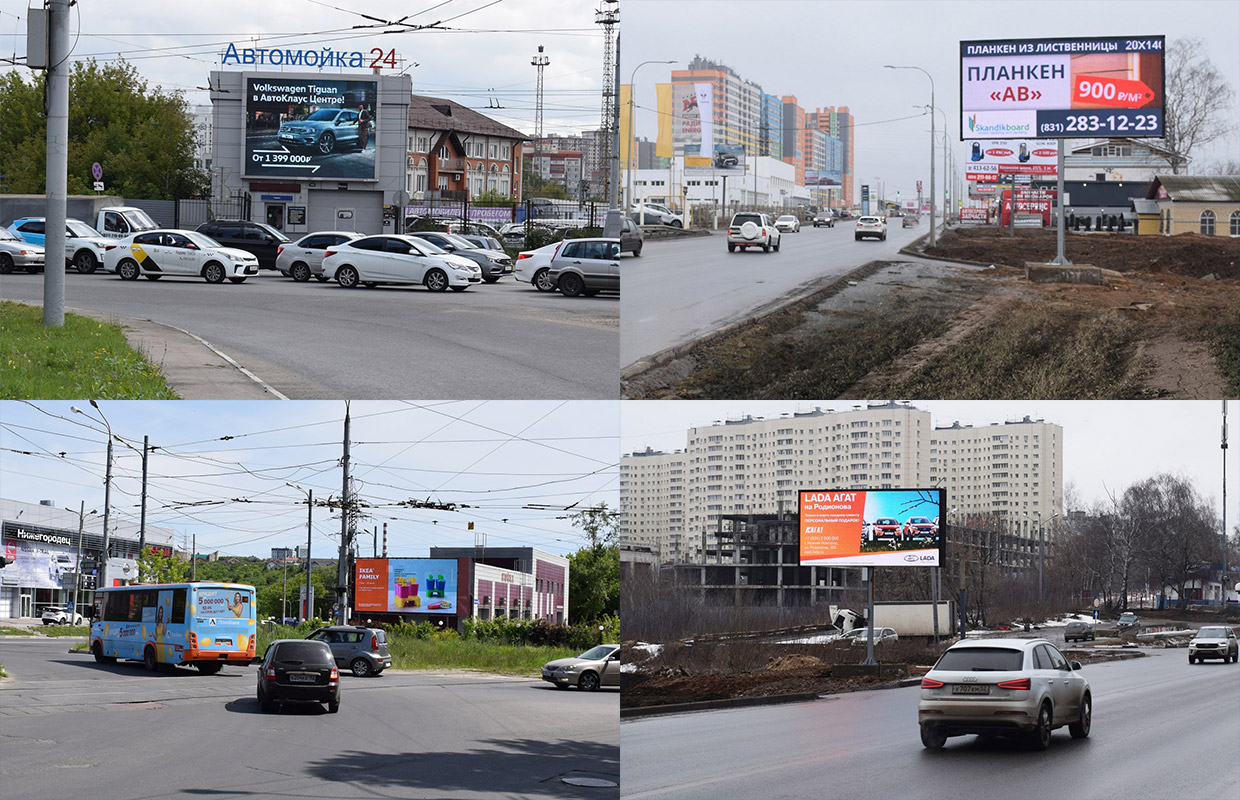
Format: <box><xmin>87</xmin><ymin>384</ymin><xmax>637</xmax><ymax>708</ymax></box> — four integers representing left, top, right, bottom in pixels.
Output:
<box><xmin>243</xmin><ymin>75</ymin><xmax>378</xmax><ymax>180</ymax></box>
<box><xmin>354</xmin><ymin>558</ymin><xmax>458</xmax><ymax>615</ymax></box>
<box><xmin>961</xmin><ymin>36</ymin><xmax>1164</xmax><ymax>140</ymax></box>
<box><xmin>799</xmin><ymin>489</ymin><xmax>946</xmax><ymax>567</ymax></box>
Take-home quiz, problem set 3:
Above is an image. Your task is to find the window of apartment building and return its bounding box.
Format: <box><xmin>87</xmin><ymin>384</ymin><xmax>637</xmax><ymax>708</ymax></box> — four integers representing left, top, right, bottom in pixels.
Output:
<box><xmin>437</xmin><ymin>176</ymin><xmax>449</xmax><ymax>190</ymax></box>
<box><xmin>1231</xmin><ymin>211</ymin><xmax>1240</xmax><ymax>237</ymax></box>
<box><xmin>417</xmin><ymin>135</ymin><xmax>429</xmax><ymax>152</ymax></box>
<box><xmin>1200</xmin><ymin>210</ymin><xmax>1216</xmax><ymax>235</ymax></box>
<box><xmin>439</xmin><ymin>145</ymin><xmax>450</xmax><ymax>160</ymax></box>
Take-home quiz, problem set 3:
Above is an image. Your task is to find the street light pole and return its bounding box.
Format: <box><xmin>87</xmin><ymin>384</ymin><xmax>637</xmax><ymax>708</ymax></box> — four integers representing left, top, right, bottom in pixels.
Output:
<box><xmin>886</xmin><ymin>65</ymin><xmax>935</xmax><ymax>247</ymax></box>
<box><xmin>288</xmin><ymin>483</ymin><xmax>314</xmax><ymax>623</ymax></box>
<box><xmin>71</xmin><ymin>401</ymin><xmax>114</xmax><ymax>591</ymax></box>
<box><xmin>626</xmin><ymin>59</ymin><xmax>675</xmax><ymax>222</ymax></box>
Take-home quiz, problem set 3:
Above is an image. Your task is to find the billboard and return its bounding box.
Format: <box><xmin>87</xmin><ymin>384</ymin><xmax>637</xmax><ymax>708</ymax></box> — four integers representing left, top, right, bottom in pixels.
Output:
<box><xmin>354</xmin><ymin>558</ymin><xmax>459</xmax><ymax>614</ymax></box>
<box><xmin>805</xmin><ymin>169</ymin><xmax>843</xmax><ymax>187</ymax></box>
<box><xmin>965</xmin><ymin>140</ymin><xmax>1059</xmax><ymax>181</ymax></box>
<box><xmin>798</xmin><ymin>488</ymin><xmax>946</xmax><ymax>567</ymax></box>
<box><xmin>244</xmin><ymin>75</ymin><xmax>378</xmax><ymax>180</ymax></box>
<box><xmin>961</xmin><ymin>36</ymin><xmax>1165</xmax><ymax>139</ymax></box>
<box><xmin>687</xmin><ymin>143</ymin><xmax>746</xmax><ymax>175</ymax></box>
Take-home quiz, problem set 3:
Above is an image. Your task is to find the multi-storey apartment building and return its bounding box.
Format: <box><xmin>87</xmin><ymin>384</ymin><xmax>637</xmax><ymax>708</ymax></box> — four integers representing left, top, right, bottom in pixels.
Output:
<box><xmin>671</xmin><ymin>56</ymin><xmax>764</xmax><ymax>156</ymax></box>
<box><xmin>621</xmin><ymin>403</ymin><xmax>1063</xmax><ymax>574</ymax></box>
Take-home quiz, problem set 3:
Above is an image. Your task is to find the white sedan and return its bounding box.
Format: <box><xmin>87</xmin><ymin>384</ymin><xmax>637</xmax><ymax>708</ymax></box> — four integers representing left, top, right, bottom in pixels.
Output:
<box><xmin>106</xmin><ymin>229</ymin><xmax>260</xmax><ymax>283</ymax></box>
<box><xmin>774</xmin><ymin>214</ymin><xmax>801</xmax><ymax>233</ymax></box>
<box><xmin>513</xmin><ymin>241</ymin><xmax>562</xmax><ymax>292</ymax></box>
<box><xmin>320</xmin><ymin>234</ymin><xmax>482</xmax><ymax>291</ymax></box>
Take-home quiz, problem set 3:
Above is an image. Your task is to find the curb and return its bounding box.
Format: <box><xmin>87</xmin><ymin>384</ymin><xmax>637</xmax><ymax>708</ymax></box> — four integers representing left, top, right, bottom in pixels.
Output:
<box><xmin>621</xmin><ymin>674</ymin><xmax>927</xmax><ymax>719</ymax></box>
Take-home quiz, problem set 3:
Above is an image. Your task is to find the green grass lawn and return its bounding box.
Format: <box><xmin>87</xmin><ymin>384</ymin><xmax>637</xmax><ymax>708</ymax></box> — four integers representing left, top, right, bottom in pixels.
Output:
<box><xmin>0</xmin><ymin>301</ymin><xmax>178</xmax><ymax>399</ymax></box>
<box><xmin>0</xmin><ymin>626</ymin><xmax>36</xmax><ymax>636</ymax></box>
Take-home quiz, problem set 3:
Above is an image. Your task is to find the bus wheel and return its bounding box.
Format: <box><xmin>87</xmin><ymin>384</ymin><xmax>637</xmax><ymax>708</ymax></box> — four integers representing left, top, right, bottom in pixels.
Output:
<box><xmin>92</xmin><ymin>641</ymin><xmax>116</xmax><ymax>664</ymax></box>
<box><xmin>196</xmin><ymin>662</ymin><xmax>223</xmax><ymax>675</ymax></box>
<box><xmin>143</xmin><ymin>646</ymin><xmax>158</xmax><ymax>672</ymax></box>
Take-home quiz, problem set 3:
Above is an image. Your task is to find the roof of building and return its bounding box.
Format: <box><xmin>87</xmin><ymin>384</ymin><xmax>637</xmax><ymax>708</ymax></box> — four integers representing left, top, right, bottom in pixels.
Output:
<box><xmin>1147</xmin><ymin>175</ymin><xmax>1240</xmax><ymax>202</ymax></box>
<box><xmin>408</xmin><ymin>95</ymin><xmax>527</xmax><ymax>141</ymax></box>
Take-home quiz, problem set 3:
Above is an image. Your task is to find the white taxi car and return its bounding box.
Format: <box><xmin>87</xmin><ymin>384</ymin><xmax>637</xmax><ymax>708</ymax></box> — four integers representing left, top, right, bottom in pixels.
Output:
<box><xmin>319</xmin><ymin>235</ymin><xmax>482</xmax><ymax>291</ymax></box>
<box><xmin>106</xmin><ymin>229</ymin><xmax>260</xmax><ymax>283</ymax></box>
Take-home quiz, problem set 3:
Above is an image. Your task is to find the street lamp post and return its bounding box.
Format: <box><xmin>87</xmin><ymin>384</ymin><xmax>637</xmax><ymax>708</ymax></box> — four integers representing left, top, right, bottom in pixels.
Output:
<box><xmin>288</xmin><ymin>483</ymin><xmax>314</xmax><ymax>623</ymax></box>
<box><xmin>886</xmin><ymin>65</ymin><xmax>935</xmax><ymax>247</ymax></box>
<box><xmin>64</xmin><ymin>503</ymin><xmax>96</xmax><ymax>625</ymax></box>
<box><xmin>71</xmin><ymin>401</ymin><xmax>114</xmax><ymax>591</ymax></box>
<box><xmin>626</xmin><ymin>59</ymin><xmax>676</xmax><ymax>224</ymax></box>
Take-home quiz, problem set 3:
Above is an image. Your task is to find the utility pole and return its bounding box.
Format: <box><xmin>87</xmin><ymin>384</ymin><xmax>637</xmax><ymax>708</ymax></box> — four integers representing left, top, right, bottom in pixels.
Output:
<box><xmin>138</xmin><ymin>435</ymin><xmax>149</xmax><ymax>581</ymax></box>
<box><xmin>1223</xmin><ymin>401</ymin><xmax>1230</xmax><ymax>611</ymax></box>
<box><xmin>306</xmin><ymin>490</ymin><xmax>313</xmax><ymax>622</ymax></box>
<box><xmin>531</xmin><ymin>46</ymin><xmax>549</xmax><ymax>153</ymax></box>
<box><xmin>595</xmin><ymin>0</ymin><xmax>619</xmax><ymax>205</ymax></box>
<box><xmin>191</xmin><ymin>534</ymin><xmax>196</xmax><ymax>581</ymax></box>
<box><xmin>337</xmin><ymin>404</ymin><xmax>352</xmax><ymax>625</ymax></box>
<box><xmin>42</xmin><ymin>0</ymin><xmax>70</xmax><ymax>327</ymax></box>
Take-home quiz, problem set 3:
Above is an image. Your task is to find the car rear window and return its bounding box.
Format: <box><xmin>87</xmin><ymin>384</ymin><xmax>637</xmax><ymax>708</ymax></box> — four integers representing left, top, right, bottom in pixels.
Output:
<box><xmin>934</xmin><ymin>647</ymin><xmax>1024</xmax><ymax>671</ymax></box>
<box><xmin>732</xmin><ymin>214</ymin><xmax>762</xmax><ymax>226</ymax></box>
<box><xmin>274</xmin><ymin>641</ymin><xmax>333</xmax><ymax>665</ymax></box>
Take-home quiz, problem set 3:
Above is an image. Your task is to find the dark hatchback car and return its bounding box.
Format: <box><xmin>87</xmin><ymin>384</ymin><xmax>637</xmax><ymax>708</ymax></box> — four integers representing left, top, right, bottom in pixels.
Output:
<box><xmin>257</xmin><ymin>639</ymin><xmax>340</xmax><ymax>713</ymax></box>
<box><xmin>196</xmin><ymin>220</ymin><xmax>291</xmax><ymax>269</ymax></box>
<box><xmin>1064</xmin><ymin>621</ymin><xmax>1096</xmax><ymax>642</ymax></box>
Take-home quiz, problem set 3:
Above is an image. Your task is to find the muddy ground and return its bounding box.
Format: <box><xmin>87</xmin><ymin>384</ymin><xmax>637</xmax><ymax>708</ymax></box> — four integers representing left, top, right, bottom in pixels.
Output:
<box><xmin>622</xmin><ymin>227</ymin><xmax>1238</xmax><ymax>399</ymax></box>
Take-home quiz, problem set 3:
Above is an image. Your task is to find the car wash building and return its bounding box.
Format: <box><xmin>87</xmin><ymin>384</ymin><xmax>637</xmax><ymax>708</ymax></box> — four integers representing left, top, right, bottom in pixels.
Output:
<box><xmin>0</xmin><ymin>499</ymin><xmax>177</xmax><ymax>620</ymax></box>
<box><xmin>208</xmin><ymin>50</ymin><xmax>413</xmax><ymax>237</ymax></box>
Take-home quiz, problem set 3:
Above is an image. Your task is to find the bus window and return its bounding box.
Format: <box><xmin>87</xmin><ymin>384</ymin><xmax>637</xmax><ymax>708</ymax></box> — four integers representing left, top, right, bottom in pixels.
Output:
<box><xmin>170</xmin><ymin>588</ymin><xmax>187</xmax><ymax>624</ymax></box>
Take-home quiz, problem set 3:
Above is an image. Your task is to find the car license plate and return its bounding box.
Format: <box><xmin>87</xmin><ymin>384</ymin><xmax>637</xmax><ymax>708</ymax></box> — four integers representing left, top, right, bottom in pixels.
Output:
<box><xmin>952</xmin><ymin>684</ymin><xmax>990</xmax><ymax>695</ymax></box>
<box><xmin>288</xmin><ymin>673</ymin><xmax>317</xmax><ymax>683</ymax></box>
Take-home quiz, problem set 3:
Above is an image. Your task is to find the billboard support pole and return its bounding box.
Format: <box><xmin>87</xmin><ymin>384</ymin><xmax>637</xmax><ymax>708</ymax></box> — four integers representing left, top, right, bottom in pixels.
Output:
<box><xmin>861</xmin><ymin>567</ymin><xmax>877</xmax><ymax>666</ymax></box>
<box><xmin>1050</xmin><ymin>142</ymin><xmax>1071</xmax><ymax>265</ymax></box>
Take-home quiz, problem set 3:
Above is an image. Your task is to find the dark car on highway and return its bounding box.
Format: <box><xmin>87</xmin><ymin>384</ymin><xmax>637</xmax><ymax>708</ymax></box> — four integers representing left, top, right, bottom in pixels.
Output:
<box><xmin>1063</xmin><ymin>621</ymin><xmax>1095</xmax><ymax>642</ymax></box>
<box><xmin>196</xmin><ymin>220</ymin><xmax>290</xmax><ymax>270</ymax></box>
<box><xmin>256</xmin><ymin>639</ymin><xmax>340</xmax><ymax>713</ymax></box>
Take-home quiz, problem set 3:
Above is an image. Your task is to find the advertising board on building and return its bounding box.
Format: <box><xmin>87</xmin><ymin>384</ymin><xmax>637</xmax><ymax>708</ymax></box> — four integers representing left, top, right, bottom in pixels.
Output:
<box><xmin>243</xmin><ymin>75</ymin><xmax>379</xmax><ymax>180</ymax></box>
<box><xmin>805</xmin><ymin>169</ymin><xmax>843</xmax><ymax>187</ymax></box>
<box><xmin>966</xmin><ymin>140</ymin><xmax>1059</xmax><ymax>181</ymax></box>
<box><xmin>961</xmin><ymin>36</ymin><xmax>1165</xmax><ymax>140</ymax></box>
<box><xmin>798</xmin><ymin>488</ymin><xmax>946</xmax><ymax>567</ymax></box>
<box><xmin>959</xmin><ymin>207</ymin><xmax>989</xmax><ymax>224</ymax></box>
<box><xmin>354</xmin><ymin>558</ymin><xmax>459</xmax><ymax>615</ymax></box>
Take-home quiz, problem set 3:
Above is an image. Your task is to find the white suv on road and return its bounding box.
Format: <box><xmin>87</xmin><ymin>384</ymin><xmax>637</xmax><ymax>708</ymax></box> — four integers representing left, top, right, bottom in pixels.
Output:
<box><xmin>854</xmin><ymin>215</ymin><xmax>887</xmax><ymax>241</ymax></box>
<box><xmin>42</xmin><ymin>605</ymin><xmax>84</xmax><ymax>625</ymax></box>
<box><xmin>727</xmin><ymin>212</ymin><xmax>781</xmax><ymax>253</ymax></box>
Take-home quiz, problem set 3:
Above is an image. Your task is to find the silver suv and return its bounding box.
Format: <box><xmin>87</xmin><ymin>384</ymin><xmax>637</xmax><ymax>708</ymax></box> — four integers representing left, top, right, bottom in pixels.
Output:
<box><xmin>1188</xmin><ymin>625</ymin><xmax>1238</xmax><ymax>664</ymax></box>
<box><xmin>854</xmin><ymin>215</ymin><xmax>887</xmax><ymax>241</ymax></box>
<box><xmin>306</xmin><ymin>625</ymin><xmax>392</xmax><ymax>677</ymax></box>
<box><xmin>546</xmin><ymin>237</ymin><xmax>621</xmax><ymax>297</ymax></box>
<box><xmin>918</xmin><ymin>638</ymin><xmax>1091</xmax><ymax>750</ymax></box>
<box><xmin>727</xmin><ymin>212</ymin><xmax>781</xmax><ymax>253</ymax></box>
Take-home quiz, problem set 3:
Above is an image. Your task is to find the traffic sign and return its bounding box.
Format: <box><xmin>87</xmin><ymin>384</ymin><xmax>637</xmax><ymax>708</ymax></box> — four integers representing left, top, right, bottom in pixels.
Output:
<box><xmin>93</xmin><ymin>181</ymin><xmax>105</xmax><ymax>193</ymax></box>
<box><xmin>91</xmin><ymin>162</ymin><xmax>103</xmax><ymax>180</ymax></box>
<box><xmin>1092</xmin><ymin>597</ymin><xmax>1101</xmax><ymax>609</ymax></box>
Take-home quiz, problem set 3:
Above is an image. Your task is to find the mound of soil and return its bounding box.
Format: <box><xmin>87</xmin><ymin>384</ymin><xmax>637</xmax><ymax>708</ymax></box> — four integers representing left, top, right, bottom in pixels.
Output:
<box><xmin>924</xmin><ymin>226</ymin><xmax>1237</xmax><ymax>279</ymax></box>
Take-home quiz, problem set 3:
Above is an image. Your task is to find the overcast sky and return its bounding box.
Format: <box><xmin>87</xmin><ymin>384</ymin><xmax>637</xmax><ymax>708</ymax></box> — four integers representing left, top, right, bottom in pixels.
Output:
<box><xmin>621</xmin><ymin>400</ymin><xmax>1238</xmax><ymax>525</ymax></box>
<box><xmin>1</xmin><ymin>400</ymin><xmax>619</xmax><ymax>559</ymax></box>
<box><xmin>0</xmin><ymin>0</ymin><xmax>610</xmax><ymax>138</ymax></box>
<box><xmin>624</xmin><ymin>0</ymin><xmax>1240</xmax><ymax>202</ymax></box>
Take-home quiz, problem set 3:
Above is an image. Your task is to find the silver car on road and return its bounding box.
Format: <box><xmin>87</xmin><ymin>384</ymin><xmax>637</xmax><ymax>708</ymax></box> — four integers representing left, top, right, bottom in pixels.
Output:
<box><xmin>918</xmin><ymin>638</ymin><xmax>1091</xmax><ymax>750</ymax></box>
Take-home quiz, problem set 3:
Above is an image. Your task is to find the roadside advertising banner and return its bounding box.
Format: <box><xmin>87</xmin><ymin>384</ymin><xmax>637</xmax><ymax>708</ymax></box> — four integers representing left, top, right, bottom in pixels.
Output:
<box><xmin>965</xmin><ymin>140</ymin><xmax>1059</xmax><ymax>181</ymax></box>
<box><xmin>959</xmin><ymin>207</ymin><xmax>989</xmax><ymax>224</ymax></box>
<box><xmin>798</xmin><ymin>488</ymin><xmax>946</xmax><ymax>567</ymax></box>
<box><xmin>805</xmin><ymin>169</ymin><xmax>844</xmax><ymax>187</ymax></box>
<box><xmin>244</xmin><ymin>74</ymin><xmax>378</xmax><ymax>180</ymax></box>
<box><xmin>355</xmin><ymin>558</ymin><xmax>459</xmax><ymax>614</ymax></box>
<box><xmin>961</xmin><ymin>36</ymin><xmax>1165</xmax><ymax>139</ymax></box>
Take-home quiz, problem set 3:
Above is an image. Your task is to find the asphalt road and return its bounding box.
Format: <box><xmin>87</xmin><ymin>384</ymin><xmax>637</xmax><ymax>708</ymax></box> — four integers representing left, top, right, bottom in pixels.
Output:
<box><xmin>2</xmin><ymin>270</ymin><xmax>618</xmax><ymax>399</ymax></box>
<box><xmin>620</xmin><ymin>648</ymin><xmax>1238</xmax><ymax>800</ymax></box>
<box><xmin>0</xmin><ymin>636</ymin><xmax>619</xmax><ymax>799</ymax></box>
<box><xmin>620</xmin><ymin>219</ymin><xmax>930</xmax><ymax>369</ymax></box>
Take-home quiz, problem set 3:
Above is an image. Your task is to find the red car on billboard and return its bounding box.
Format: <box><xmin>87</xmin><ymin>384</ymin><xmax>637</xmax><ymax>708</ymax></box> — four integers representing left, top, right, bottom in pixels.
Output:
<box><xmin>902</xmin><ymin>516</ymin><xmax>938</xmax><ymax>541</ymax></box>
<box><xmin>868</xmin><ymin>518</ymin><xmax>902</xmax><ymax>543</ymax></box>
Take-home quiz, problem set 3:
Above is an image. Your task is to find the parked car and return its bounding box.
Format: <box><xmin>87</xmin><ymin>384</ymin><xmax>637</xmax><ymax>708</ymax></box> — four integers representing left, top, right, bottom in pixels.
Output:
<box><xmin>8</xmin><ymin>217</ymin><xmax>112</xmax><ymax>273</ymax></box>
<box><xmin>1117</xmin><ymin>612</ymin><xmax>1139</xmax><ymax>629</ymax></box>
<box><xmin>513</xmin><ymin>241</ymin><xmax>561</xmax><ymax>292</ymax></box>
<box><xmin>842</xmin><ymin>627</ymin><xmax>898</xmax><ymax>646</ymax></box>
<box><xmin>406</xmin><ymin>230</ymin><xmax>513</xmax><ymax>282</ymax></box>
<box><xmin>726</xmin><ymin>212</ymin><xmax>781</xmax><ymax>253</ymax></box>
<box><xmin>540</xmin><ymin>644</ymin><xmax>620</xmax><ymax>691</ymax></box>
<box><xmin>0</xmin><ymin>226</ymin><xmax>46</xmax><ymax>274</ymax></box>
<box><xmin>276</xmin><ymin>231</ymin><xmax>364</xmax><ymax>282</ymax></box>
<box><xmin>617</xmin><ymin>216</ymin><xmax>644</xmax><ymax>256</ymax></box>
<box><xmin>918</xmin><ymin>638</ymin><xmax>1091</xmax><ymax>750</ymax></box>
<box><xmin>306</xmin><ymin>625</ymin><xmax>392</xmax><ymax>676</ymax></box>
<box><xmin>1188</xmin><ymin>625</ymin><xmax>1238</xmax><ymax>663</ymax></box>
<box><xmin>867</xmin><ymin>517</ymin><xmax>902</xmax><ymax>543</ymax></box>
<box><xmin>774</xmin><ymin>214</ymin><xmax>801</xmax><ymax>233</ymax></box>
<box><xmin>500</xmin><ymin>221</ymin><xmax>552</xmax><ymax>248</ymax></box>
<box><xmin>256</xmin><ymin>639</ymin><xmax>340</xmax><ymax>713</ymax></box>
<box><xmin>443</xmin><ymin>219</ymin><xmax>504</xmax><ymax>240</ymax></box>
<box><xmin>319</xmin><ymin>234</ymin><xmax>481</xmax><ymax>291</ymax></box>
<box><xmin>41</xmin><ymin>605</ymin><xmax>84</xmax><ymax>626</ymax></box>
<box><xmin>459</xmin><ymin>234</ymin><xmax>506</xmax><ymax>253</ymax></box>
<box><xmin>1063</xmin><ymin>621</ymin><xmax>1096</xmax><ymax>643</ymax></box>
<box><xmin>855</xmin><ymin>215</ymin><xmax>888</xmax><ymax>241</ymax></box>
<box><xmin>546</xmin><ymin>237</ymin><xmax>621</xmax><ymax>297</ymax></box>
<box><xmin>812</xmin><ymin>211</ymin><xmax>835</xmax><ymax>228</ymax></box>
<box><xmin>277</xmin><ymin>108</ymin><xmax>363</xmax><ymax>155</ymax></box>
<box><xmin>630</xmin><ymin>202</ymin><xmax>683</xmax><ymax>228</ymax></box>
<box><xmin>195</xmin><ymin>220</ymin><xmax>290</xmax><ymax>270</ymax></box>
<box><xmin>902</xmin><ymin>215</ymin><xmax>919</xmax><ymax>228</ymax></box>
<box><xmin>106</xmin><ymin>229</ymin><xmax>260</xmax><ymax>283</ymax></box>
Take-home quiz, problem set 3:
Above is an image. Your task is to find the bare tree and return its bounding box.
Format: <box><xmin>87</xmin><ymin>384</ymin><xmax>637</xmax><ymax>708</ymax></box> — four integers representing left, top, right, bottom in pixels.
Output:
<box><xmin>1162</xmin><ymin>37</ymin><xmax>1235</xmax><ymax>174</ymax></box>
<box><xmin>1131</xmin><ymin>474</ymin><xmax>1217</xmax><ymax>608</ymax></box>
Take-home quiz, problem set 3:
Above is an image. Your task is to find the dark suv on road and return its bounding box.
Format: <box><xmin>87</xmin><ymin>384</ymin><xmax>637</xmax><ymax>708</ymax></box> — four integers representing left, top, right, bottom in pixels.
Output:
<box><xmin>197</xmin><ymin>220</ymin><xmax>291</xmax><ymax>269</ymax></box>
<box><xmin>306</xmin><ymin>625</ymin><xmax>392</xmax><ymax>677</ymax></box>
<box><xmin>257</xmin><ymin>639</ymin><xmax>340</xmax><ymax>713</ymax></box>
